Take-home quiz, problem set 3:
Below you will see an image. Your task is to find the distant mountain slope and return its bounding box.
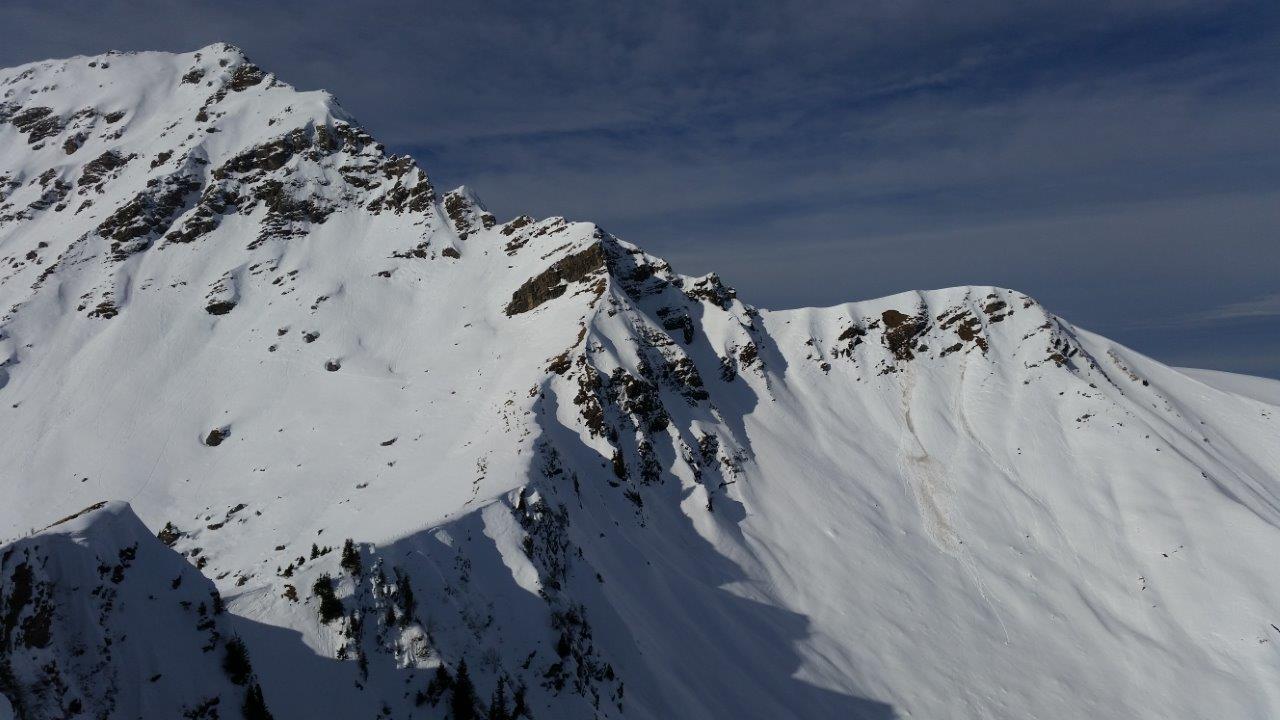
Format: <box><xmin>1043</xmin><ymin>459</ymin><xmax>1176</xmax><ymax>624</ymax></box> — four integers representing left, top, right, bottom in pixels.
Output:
<box><xmin>2</xmin><ymin>45</ymin><xmax>1278</xmax><ymax>720</ymax></box>
<box><xmin>1177</xmin><ymin>367</ymin><xmax>1280</xmax><ymax>406</ymax></box>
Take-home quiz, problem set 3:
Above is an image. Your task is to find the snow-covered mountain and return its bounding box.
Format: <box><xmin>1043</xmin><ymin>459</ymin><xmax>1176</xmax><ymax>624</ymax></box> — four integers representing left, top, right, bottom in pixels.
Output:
<box><xmin>2</xmin><ymin>44</ymin><xmax>1278</xmax><ymax>720</ymax></box>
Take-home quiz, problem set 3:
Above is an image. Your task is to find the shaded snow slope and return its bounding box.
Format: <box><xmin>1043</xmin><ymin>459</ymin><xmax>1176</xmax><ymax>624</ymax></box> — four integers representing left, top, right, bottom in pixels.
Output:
<box><xmin>2</xmin><ymin>45</ymin><xmax>1279</xmax><ymax>720</ymax></box>
<box><xmin>0</xmin><ymin>502</ymin><xmax>266</xmax><ymax>718</ymax></box>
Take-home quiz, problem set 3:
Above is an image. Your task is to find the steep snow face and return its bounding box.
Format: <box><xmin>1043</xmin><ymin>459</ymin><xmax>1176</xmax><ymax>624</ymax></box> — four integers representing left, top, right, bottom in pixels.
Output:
<box><xmin>2</xmin><ymin>47</ymin><xmax>1279</xmax><ymax>720</ymax></box>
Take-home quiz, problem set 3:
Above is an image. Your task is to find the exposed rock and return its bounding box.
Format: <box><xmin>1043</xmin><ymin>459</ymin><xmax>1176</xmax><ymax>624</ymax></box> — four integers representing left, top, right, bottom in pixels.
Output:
<box><xmin>444</xmin><ymin>188</ymin><xmax>496</xmax><ymax>239</ymax></box>
<box><xmin>660</xmin><ymin>309</ymin><xmax>695</xmax><ymax>344</ymax></box>
<box><xmin>205</xmin><ymin>301</ymin><xmax>236</xmax><ymax>315</ymax></box>
<box><xmin>213</xmin><ymin>128</ymin><xmax>313</xmax><ymax>178</ymax></box>
<box><xmin>506</xmin><ymin>243</ymin><xmax>607</xmax><ymax>315</ymax></box>
<box><xmin>97</xmin><ymin>174</ymin><xmax>202</xmax><ymax>260</ymax></box>
<box><xmin>9</xmin><ymin>106</ymin><xmax>64</xmax><ymax>144</ymax></box>
<box><xmin>684</xmin><ymin>274</ymin><xmax>737</xmax><ymax>309</ymax></box>
<box><xmin>832</xmin><ymin>322</ymin><xmax>866</xmax><ymax>359</ymax></box>
<box><xmin>88</xmin><ymin>300</ymin><xmax>119</xmax><ymax>319</ymax></box>
<box><xmin>880</xmin><ymin>309</ymin><xmax>927</xmax><ymax>362</ymax></box>
<box><xmin>62</xmin><ymin>133</ymin><xmax>86</xmax><ymax>154</ymax></box>
<box><xmin>27</xmin><ymin>170</ymin><xmax>71</xmax><ymax>212</ymax></box>
<box><xmin>78</xmin><ymin>150</ymin><xmax>132</xmax><ymax>187</ymax></box>
<box><xmin>165</xmin><ymin>185</ymin><xmax>241</xmax><ymax>244</ymax></box>
<box><xmin>226</xmin><ymin>64</ymin><xmax>266</xmax><ymax>92</ymax></box>
<box><xmin>157</xmin><ymin>522</ymin><xmax>183</xmax><ymax>546</ymax></box>
<box><xmin>502</xmin><ymin>215</ymin><xmax>533</xmax><ymax>236</ymax></box>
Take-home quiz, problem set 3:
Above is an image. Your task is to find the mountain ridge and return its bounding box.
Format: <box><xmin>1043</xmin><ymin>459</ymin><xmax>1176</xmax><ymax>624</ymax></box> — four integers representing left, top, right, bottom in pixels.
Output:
<box><xmin>2</xmin><ymin>44</ymin><xmax>1279</xmax><ymax>720</ymax></box>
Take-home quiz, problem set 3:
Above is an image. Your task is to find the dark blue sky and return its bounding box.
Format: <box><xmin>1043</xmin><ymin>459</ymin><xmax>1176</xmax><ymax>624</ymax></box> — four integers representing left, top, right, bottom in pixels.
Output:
<box><xmin>4</xmin><ymin>1</ymin><xmax>1278</xmax><ymax>376</ymax></box>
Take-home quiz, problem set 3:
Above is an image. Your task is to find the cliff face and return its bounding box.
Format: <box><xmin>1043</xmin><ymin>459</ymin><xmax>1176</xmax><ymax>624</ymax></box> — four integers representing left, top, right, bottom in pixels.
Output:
<box><xmin>2</xmin><ymin>45</ymin><xmax>1279</xmax><ymax>720</ymax></box>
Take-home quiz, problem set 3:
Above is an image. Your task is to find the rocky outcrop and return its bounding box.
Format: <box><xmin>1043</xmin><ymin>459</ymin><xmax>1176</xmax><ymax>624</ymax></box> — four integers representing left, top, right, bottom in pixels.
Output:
<box><xmin>506</xmin><ymin>242</ymin><xmax>608</xmax><ymax>315</ymax></box>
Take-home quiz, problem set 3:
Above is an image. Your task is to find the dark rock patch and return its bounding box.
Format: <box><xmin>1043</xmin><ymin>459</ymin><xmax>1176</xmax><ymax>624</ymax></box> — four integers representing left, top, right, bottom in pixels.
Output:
<box><xmin>62</xmin><ymin>133</ymin><xmax>86</xmax><ymax>154</ymax></box>
<box><xmin>226</xmin><ymin>64</ymin><xmax>266</xmax><ymax>91</ymax></box>
<box><xmin>881</xmin><ymin>309</ymin><xmax>927</xmax><ymax>362</ymax></box>
<box><xmin>501</xmin><ymin>215</ymin><xmax>533</xmax><ymax>237</ymax></box>
<box><xmin>444</xmin><ymin>190</ymin><xmax>496</xmax><ymax>239</ymax></box>
<box><xmin>27</xmin><ymin>171</ymin><xmax>72</xmax><ymax>212</ymax></box>
<box><xmin>506</xmin><ymin>243</ymin><xmax>607</xmax><ymax>315</ymax></box>
<box><xmin>611</xmin><ymin>367</ymin><xmax>669</xmax><ymax>433</ymax></box>
<box><xmin>205</xmin><ymin>301</ymin><xmax>236</xmax><ymax>315</ymax></box>
<box><xmin>660</xmin><ymin>310</ymin><xmax>695</xmax><ymax>344</ymax></box>
<box><xmin>158</xmin><ymin>522</ymin><xmax>183</xmax><ymax>546</ymax></box>
<box><xmin>88</xmin><ymin>300</ymin><xmax>119</xmax><ymax>319</ymax></box>
<box><xmin>213</xmin><ymin>128</ymin><xmax>313</xmax><ymax>178</ymax></box>
<box><xmin>97</xmin><ymin>174</ymin><xmax>202</xmax><ymax>260</ymax></box>
<box><xmin>667</xmin><ymin>357</ymin><xmax>709</xmax><ymax>403</ymax></box>
<box><xmin>165</xmin><ymin>185</ymin><xmax>240</xmax><ymax>244</ymax></box>
<box><xmin>684</xmin><ymin>274</ymin><xmax>737</xmax><ymax>309</ymax></box>
<box><xmin>833</xmin><ymin>323</ymin><xmax>866</xmax><ymax>358</ymax></box>
<box><xmin>368</xmin><ymin>166</ymin><xmax>435</xmax><ymax>215</ymax></box>
<box><xmin>79</xmin><ymin>150</ymin><xmax>132</xmax><ymax>187</ymax></box>
<box><xmin>10</xmin><ymin>106</ymin><xmax>64</xmax><ymax>144</ymax></box>
<box><xmin>547</xmin><ymin>351</ymin><xmax>573</xmax><ymax>375</ymax></box>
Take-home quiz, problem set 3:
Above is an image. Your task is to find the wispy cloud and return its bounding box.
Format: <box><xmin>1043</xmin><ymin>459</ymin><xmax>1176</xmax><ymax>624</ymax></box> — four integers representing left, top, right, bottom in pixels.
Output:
<box><xmin>1181</xmin><ymin>293</ymin><xmax>1280</xmax><ymax>324</ymax></box>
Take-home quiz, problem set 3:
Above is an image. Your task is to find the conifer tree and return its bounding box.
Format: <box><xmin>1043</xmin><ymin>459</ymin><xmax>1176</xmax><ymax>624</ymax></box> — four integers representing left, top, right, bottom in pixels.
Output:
<box><xmin>421</xmin><ymin>664</ymin><xmax>452</xmax><ymax>706</ymax></box>
<box><xmin>450</xmin><ymin>659</ymin><xmax>479</xmax><ymax>720</ymax></box>
<box><xmin>311</xmin><ymin>573</ymin><xmax>344</xmax><ymax>623</ymax></box>
<box><xmin>222</xmin><ymin>637</ymin><xmax>252</xmax><ymax>686</ymax></box>
<box><xmin>242</xmin><ymin>683</ymin><xmax>274</xmax><ymax>720</ymax></box>
<box><xmin>511</xmin><ymin>682</ymin><xmax>530</xmax><ymax>719</ymax></box>
<box><xmin>487</xmin><ymin>677</ymin><xmax>510</xmax><ymax>720</ymax></box>
<box><xmin>340</xmin><ymin>538</ymin><xmax>361</xmax><ymax>575</ymax></box>
<box><xmin>395</xmin><ymin>568</ymin><xmax>417</xmax><ymax>625</ymax></box>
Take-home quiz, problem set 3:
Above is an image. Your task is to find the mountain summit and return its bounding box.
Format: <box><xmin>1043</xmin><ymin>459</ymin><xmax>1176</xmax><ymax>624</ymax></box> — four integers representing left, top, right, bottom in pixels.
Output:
<box><xmin>2</xmin><ymin>45</ymin><xmax>1278</xmax><ymax>720</ymax></box>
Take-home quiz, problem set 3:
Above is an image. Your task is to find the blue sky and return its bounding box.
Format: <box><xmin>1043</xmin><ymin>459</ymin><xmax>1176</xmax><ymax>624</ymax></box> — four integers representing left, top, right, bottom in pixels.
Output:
<box><xmin>4</xmin><ymin>0</ymin><xmax>1277</xmax><ymax>376</ymax></box>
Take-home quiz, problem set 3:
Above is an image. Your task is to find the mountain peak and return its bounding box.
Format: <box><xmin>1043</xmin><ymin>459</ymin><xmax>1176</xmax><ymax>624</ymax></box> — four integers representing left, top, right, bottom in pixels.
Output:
<box><xmin>196</xmin><ymin>41</ymin><xmax>250</xmax><ymax>60</ymax></box>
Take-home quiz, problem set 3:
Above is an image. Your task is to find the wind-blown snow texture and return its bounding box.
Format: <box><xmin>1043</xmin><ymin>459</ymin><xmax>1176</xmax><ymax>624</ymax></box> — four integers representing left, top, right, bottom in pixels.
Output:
<box><xmin>2</xmin><ymin>45</ymin><xmax>1278</xmax><ymax>720</ymax></box>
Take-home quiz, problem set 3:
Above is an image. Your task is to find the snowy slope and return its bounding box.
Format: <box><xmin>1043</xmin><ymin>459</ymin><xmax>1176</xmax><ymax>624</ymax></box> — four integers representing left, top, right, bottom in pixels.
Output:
<box><xmin>2</xmin><ymin>45</ymin><xmax>1278</xmax><ymax>720</ymax></box>
<box><xmin>1177</xmin><ymin>367</ymin><xmax>1280</xmax><ymax>407</ymax></box>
